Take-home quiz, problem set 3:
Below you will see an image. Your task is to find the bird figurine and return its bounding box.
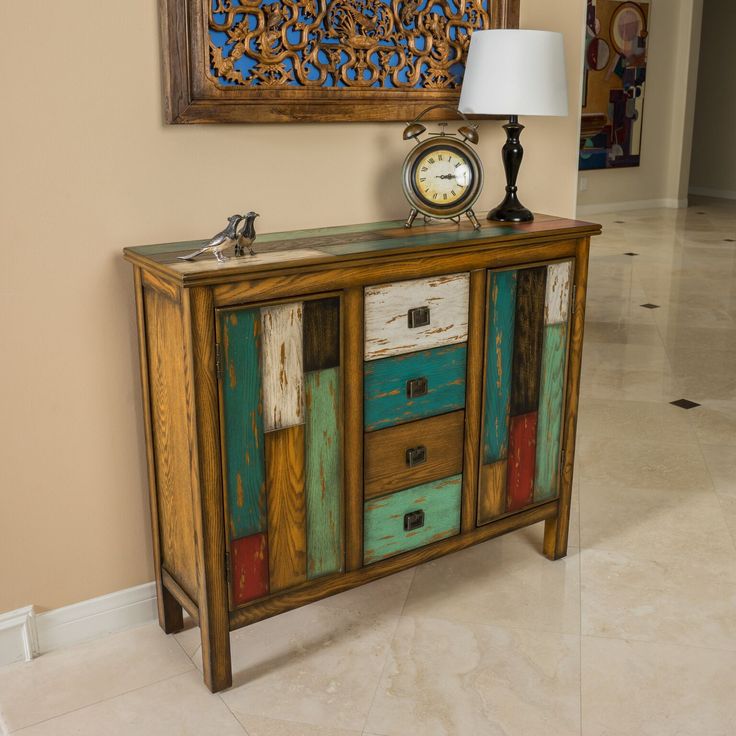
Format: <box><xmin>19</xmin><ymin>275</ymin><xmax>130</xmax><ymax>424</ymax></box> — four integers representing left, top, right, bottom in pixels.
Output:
<box><xmin>235</xmin><ymin>211</ymin><xmax>259</xmax><ymax>257</ymax></box>
<box><xmin>177</xmin><ymin>214</ymin><xmax>243</xmax><ymax>263</ymax></box>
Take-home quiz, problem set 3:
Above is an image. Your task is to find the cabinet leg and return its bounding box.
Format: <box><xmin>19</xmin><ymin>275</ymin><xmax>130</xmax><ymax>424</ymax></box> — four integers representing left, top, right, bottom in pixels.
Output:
<box><xmin>200</xmin><ymin>617</ymin><xmax>232</xmax><ymax>693</ymax></box>
<box><xmin>543</xmin><ymin>516</ymin><xmax>569</xmax><ymax>561</ymax></box>
<box><xmin>158</xmin><ymin>585</ymin><xmax>184</xmax><ymax>634</ymax></box>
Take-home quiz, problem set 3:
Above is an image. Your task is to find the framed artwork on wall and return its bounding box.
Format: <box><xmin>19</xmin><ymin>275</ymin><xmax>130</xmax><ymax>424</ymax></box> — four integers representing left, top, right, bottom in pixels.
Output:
<box><xmin>160</xmin><ymin>0</ymin><xmax>520</xmax><ymax>124</ymax></box>
<box><xmin>579</xmin><ymin>0</ymin><xmax>650</xmax><ymax>170</ymax></box>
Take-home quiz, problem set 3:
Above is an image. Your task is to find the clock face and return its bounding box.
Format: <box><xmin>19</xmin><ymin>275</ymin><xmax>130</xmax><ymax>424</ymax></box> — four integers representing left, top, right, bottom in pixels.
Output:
<box><xmin>413</xmin><ymin>148</ymin><xmax>473</xmax><ymax>207</ymax></box>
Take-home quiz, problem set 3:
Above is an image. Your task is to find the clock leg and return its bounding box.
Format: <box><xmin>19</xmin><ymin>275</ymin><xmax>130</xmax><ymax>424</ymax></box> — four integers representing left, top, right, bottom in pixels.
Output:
<box><xmin>404</xmin><ymin>208</ymin><xmax>418</xmax><ymax>229</ymax></box>
<box><xmin>467</xmin><ymin>210</ymin><xmax>481</xmax><ymax>231</ymax></box>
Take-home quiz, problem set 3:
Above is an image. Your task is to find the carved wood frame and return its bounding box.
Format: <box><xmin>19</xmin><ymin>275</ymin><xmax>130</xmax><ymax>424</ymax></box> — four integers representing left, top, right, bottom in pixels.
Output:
<box><xmin>160</xmin><ymin>0</ymin><xmax>520</xmax><ymax>124</ymax></box>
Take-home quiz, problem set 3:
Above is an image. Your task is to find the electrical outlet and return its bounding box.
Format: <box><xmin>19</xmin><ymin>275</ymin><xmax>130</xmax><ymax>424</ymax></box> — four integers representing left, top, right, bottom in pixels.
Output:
<box><xmin>579</xmin><ymin>176</ymin><xmax>588</xmax><ymax>192</ymax></box>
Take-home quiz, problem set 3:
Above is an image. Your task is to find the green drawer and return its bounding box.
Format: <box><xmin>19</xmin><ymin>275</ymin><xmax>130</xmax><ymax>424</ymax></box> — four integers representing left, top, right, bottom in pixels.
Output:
<box><xmin>363</xmin><ymin>475</ymin><xmax>462</xmax><ymax>565</ymax></box>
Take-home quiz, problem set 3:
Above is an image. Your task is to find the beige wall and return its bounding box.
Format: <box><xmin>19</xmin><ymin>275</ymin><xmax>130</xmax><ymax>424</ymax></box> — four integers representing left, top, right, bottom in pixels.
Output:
<box><xmin>689</xmin><ymin>0</ymin><xmax>736</xmax><ymax>197</ymax></box>
<box><xmin>0</xmin><ymin>0</ymin><xmax>585</xmax><ymax>614</ymax></box>
<box><xmin>577</xmin><ymin>0</ymin><xmax>703</xmax><ymax>213</ymax></box>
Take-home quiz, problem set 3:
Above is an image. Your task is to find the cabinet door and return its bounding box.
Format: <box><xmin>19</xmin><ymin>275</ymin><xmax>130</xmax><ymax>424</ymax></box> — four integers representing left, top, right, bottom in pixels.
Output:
<box><xmin>217</xmin><ymin>296</ymin><xmax>344</xmax><ymax>607</ymax></box>
<box><xmin>477</xmin><ymin>261</ymin><xmax>573</xmax><ymax>525</ymax></box>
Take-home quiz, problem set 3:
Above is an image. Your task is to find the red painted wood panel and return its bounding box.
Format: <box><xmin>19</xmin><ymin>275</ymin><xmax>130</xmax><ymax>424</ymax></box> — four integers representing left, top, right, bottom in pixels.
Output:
<box><xmin>506</xmin><ymin>412</ymin><xmax>538</xmax><ymax>512</ymax></box>
<box><xmin>230</xmin><ymin>533</ymin><xmax>269</xmax><ymax>606</ymax></box>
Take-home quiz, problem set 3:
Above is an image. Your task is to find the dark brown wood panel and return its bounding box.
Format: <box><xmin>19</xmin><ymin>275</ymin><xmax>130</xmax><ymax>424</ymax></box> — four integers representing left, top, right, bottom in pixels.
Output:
<box><xmin>364</xmin><ymin>411</ymin><xmax>465</xmax><ymax>499</ymax></box>
<box><xmin>303</xmin><ymin>297</ymin><xmax>340</xmax><ymax>372</ymax></box>
<box><xmin>266</xmin><ymin>426</ymin><xmax>307</xmax><ymax>592</ymax></box>
<box><xmin>510</xmin><ymin>266</ymin><xmax>547</xmax><ymax>416</ymax></box>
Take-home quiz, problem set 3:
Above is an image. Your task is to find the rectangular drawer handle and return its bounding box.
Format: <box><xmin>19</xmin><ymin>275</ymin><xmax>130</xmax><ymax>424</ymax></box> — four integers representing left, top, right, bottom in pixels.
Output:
<box><xmin>407</xmin><ymin>306</ymin><xmax>430</xmax><ymax>329</ymax></box>
<box><xmin>406</xmin><ymin>376</ymin><xmax>428</xmax><ymax>399</ymax></box>
<box><xmin>403</xmin><ymin>509</ymin><xmax>425</xmax><ymax>532</ymax></box>
<box><xmin>405</xmin><ymin>445</ymin><xmax>427</xmax><ymax>468</ymax></box>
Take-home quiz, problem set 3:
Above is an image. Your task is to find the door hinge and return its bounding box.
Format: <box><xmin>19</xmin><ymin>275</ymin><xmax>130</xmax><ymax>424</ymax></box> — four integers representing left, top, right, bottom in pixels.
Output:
<box><xmin>224</xmin><ymin>550</ymin><xmax>231</xmax><ymax>583</ymax></box>
<box><xmin>215</xmin><ymin>343</ymin><xmax>224</xmax><ymax>380</ymax></box>
<box><xmin>571</xmin><ymin>284</ymin><xmax>577</xmax><ymax>314</ymax></box>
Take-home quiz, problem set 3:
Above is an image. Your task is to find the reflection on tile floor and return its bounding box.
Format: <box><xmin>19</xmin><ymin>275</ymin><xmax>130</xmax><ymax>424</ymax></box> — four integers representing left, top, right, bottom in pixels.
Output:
<box><xmin>2</xmin><ymin>199</ymin><xmax>736</xmax><ymax>735</ymax></box>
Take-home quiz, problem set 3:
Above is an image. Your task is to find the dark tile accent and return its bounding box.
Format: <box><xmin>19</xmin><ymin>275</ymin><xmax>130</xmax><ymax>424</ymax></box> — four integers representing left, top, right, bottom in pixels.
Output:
<box><xmin>624</xmin><ymin>252</ymin><xmax>639</xmax><ymax>256</ymax></box>
<box><xmin>640</xmin><ymin>303</ymin><xmax>660</xmax><ymax>309</ymax></box>
<box><xmin>614</xmin><ymin>220</ymin><xmax>626</xmax><ymax>224</ymax></box>
<box><xmin>696</xmin><ymin>211</ymin><xmax>706</xmax><ymax>215</ymax></box>
<box><xmin>670</xmin><ymin>399</ymin><xmax>701</xmax><ymax>410</ymax></box>
<box><xmin>725</xmin><ymin>239</ymin><xmax>735</xmax><ymax>243</ymax></box>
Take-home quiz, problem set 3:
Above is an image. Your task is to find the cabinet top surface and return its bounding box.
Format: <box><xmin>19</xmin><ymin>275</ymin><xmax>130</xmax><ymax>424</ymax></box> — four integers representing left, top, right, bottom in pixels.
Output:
<box><xmin>123</xmin><ymin>214</ymin><xmax>601</xmax><ymax>286</ymax></box>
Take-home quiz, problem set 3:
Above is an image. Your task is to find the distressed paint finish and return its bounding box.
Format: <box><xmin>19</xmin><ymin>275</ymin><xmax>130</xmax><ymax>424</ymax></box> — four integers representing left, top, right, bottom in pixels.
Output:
<box><xmin>219</xmin><ymin>309</ymin><xmax>267</xmax><ymax>539</ymax></box>
<box><xmin>363</xmin><ymin>344</ymin><xmax>467</xmax><ymax>432</ymax></box>
<box><xmin>303</xmin><ymin>297</ymin><xmax>340</xmax><ymax>372</ymax></box>
<box><xmin>261</xmin><ymin>302</ymin><xmax>305</xmax><ymax>432</ymax></box>
<box><xmin>506</xmin><ymin>412</ymin><xmax>538</xmax><ymax>512</ymax></box>
<box><xmin>266</xmin><ymin>426</ymin><xmax>307</xmax><ymax>592</ymax></box>
<box><xmin>510</xmin><ymin>267</ymin><xmax>547</xmax><ymax>417</ymax></box>
<box><xmin>230</xmin><ymin>533</ymin><xmax>269</xmax><ymax>607</ymax></box>
<box><xmin>544</xmin><ymin>261</ymin><xmax>573</xmax><ymax>325</ymax></box>
<box><xmin>534</xmin><ymin>323</ymin><xmax>568</xmax><ymax>501</ymax></box>
<box><xmin>363</xmin><ymin>475</ymin><xmax>462</xmax><ymax>564</ymax></box>
<box><xmin>482</xmin><ymin>269</ymin><xmax>517</xmax><ymax>464</ymax></box>
<box><xmin>364</xmin><ymin>273</ymin><xmax>470</xmax><ymax>360</ymax></box>
<box><xmin>305</xmin><ymin>368</ymin><xmax>343</xmax><ymax>579</ymax></box>
<box><xmin>477</xmin><ymin>460</ymin><xmax>507</xmax><ymax>524</ymax></box>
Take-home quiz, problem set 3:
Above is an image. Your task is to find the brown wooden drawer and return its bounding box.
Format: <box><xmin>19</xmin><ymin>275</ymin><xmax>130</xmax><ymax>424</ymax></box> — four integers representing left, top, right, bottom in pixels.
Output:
<box><xmin>364</xmin><ymin>410</ymin><xmax>465</xmax><ymax>500</ymax></box>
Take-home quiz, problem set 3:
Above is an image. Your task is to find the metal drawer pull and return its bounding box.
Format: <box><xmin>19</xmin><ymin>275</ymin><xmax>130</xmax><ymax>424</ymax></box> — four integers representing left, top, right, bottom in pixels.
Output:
<box><xmin>406</xmin><ymin>376</ymin><xmax>428</xmax><ymax>399</ymax></box>
<box><xmin>405</xmin><ymin>445</ymin><xmax>427</xmax><ymax>468</ymax></box>
<box><xmin>407</xmin><ymin>306</ymin><xmax>430</xmax><ymax>329</ymax></box>
<box><xmin>404</xmin><ymin>509</ymin><xmax>425</xmax><ymax>532</ymax></box>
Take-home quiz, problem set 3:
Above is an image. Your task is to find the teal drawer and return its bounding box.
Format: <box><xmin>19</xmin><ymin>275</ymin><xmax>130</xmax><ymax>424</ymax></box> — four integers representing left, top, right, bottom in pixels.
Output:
<box><xmin>363</xmin><ymin>475</ymin><xmax>462</xmax><ymax>565</ymax></box>
<box><xmin>363</xmin><ymin>344</ymin><xmax>466</xmax><ymax>432</ymax></box>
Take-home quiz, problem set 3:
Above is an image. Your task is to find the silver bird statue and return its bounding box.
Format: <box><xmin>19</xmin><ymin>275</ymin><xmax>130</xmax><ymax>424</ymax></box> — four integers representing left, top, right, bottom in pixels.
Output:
<box><xmin>235</xmin><ymin>212</ymin><xmax>260</xmax><ymax>257</ymax></box>
<box><xmin>177</xmin><ymin>214</ymin><xmax>243</xmax><ymax>263</ymax></box>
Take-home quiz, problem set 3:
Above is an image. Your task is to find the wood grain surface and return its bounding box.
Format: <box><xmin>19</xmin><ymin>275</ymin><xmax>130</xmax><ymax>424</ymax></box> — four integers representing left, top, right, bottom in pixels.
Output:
<box><xmin>363</xmin><ymin>475</ymin><xmax>462</xmax><ymax>564</ymax></box>
<box><xmin>506</xmin><ymin>412</ymin><xmax>538</xmax><ymax>513</ymax></box>
<box><xmin>482</xmin><ymin>269</ymin><xmax>517</xmax><ymax>463</ymax></box>
<box><xmin>510</xmin><ymin>267</ymin><xmax>547</xmax><ymax>416</ymax></box>
<box><xmin>230</xmin><ymin>533</ymin><xmax>269</xmax><ymax>606</ymax></box>
<box><xmin>266</xmin><ymin>425</ymin><xmax>307</xmax><ymax>592</ymax></box>
<box><xmin>261</xmin><ymin>302</ymin><xmax>305</xmax><ymax>432</ymax></box>
<box><xmin>364</xmin><ymin>410</ymin><xmax>465</xmax><ymax>499</ymax></box>
<box><xmin>303</xmin><ymin>297</ymin><xmax>340</xmax><ymax>372</ymax></box>
<box><xmin>534</xmin><ymin>323</ymin><xmax>568</xmax><ymax>502</ymax></box>
<box><xmin>363</xmin><ymin>343</ymin><xmax>466</xmax><ymax>432</ymax></box>
<box><xmin>219</xmin><ymin>308</ymin><xmax>267</xmax><ymax>539</ymax></box>
<box><xmin>544</xmin><ymin>261</ymin><xmax>573</xmax><ymax>325</ymax></box>
<box><xmin>305</xmin><ymin>368</ymin><xmax>343</xmax><ymax>579</ymax></box>
<box><xmin>364</xmin><ymin>273</ymin><xmax>470</xmax><ymax>360</ymax></box>
<box><xmin>477</xmin><ymin>460</ymin><xmax>507</xmax><ymax>524</ymax></box>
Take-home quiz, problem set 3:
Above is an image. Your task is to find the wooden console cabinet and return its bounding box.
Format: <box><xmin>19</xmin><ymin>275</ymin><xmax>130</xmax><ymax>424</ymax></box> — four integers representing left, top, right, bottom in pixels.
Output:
<box><xmin>124</xmin><ymin>215</ymin><xmax>600</xmax><ymax>692</ymax></box>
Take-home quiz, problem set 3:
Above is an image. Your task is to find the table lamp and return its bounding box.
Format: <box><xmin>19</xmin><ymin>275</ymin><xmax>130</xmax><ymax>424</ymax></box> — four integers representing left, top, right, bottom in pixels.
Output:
<box><xmin>458</xmin><ymin>29</ymin><xmax>568</xmax><ymax>223</ymax></box>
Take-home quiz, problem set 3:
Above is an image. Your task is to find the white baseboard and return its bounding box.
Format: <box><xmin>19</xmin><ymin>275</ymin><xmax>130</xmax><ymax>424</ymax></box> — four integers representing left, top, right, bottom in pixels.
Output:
<box><xmin>689</xmin><ymin>186</ymin><xmax>736</xmax><ymax>201</ymax></box>
<box><xmin>577</xmin><ymin>198</ymin><xmax>688</xmax><ymax>216</ymax></box>
<box><xmin>0</xmin><ymin>582</ymin><xmax>157</xmax><ymax>667</ymax></box>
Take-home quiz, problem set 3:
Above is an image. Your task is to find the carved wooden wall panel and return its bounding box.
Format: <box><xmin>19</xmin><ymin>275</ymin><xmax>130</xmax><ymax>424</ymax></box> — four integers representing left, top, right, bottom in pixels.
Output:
<box><xmin>160</xmin><ymin>0</ymin><xmax>520</xmax><ymax>123</ymax></box>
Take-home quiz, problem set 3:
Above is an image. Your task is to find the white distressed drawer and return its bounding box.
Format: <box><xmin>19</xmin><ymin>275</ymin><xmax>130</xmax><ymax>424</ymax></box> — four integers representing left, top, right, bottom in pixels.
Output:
<box><xmin>364</xmin><ymin>273</ymin><xmax>470</xmax><ymax>361</ymax></box>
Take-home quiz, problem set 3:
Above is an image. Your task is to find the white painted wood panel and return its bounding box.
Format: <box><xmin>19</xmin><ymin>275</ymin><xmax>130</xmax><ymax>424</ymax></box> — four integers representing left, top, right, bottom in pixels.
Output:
<box><xmin>544</xmin><ymin>261</ymin><xmax>572</xmax><ymax>325</ymax></box>
<box><xmin>260</xmin><ymin>302</ymin><xmax>305</xmax><ymax>431</ymax></box>
<box><xmin>364</xmin><ymin>273</ymin><xmax>470</xmax><ymax>361</ymax></box>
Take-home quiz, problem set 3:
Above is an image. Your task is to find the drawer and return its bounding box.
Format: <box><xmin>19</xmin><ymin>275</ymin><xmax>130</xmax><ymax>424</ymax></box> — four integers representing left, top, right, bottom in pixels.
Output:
<box><xmin>363</xmin><ymin>475</ymin><xmax>462</xmax><ymax>565</ymax></box>
<box><xmin>364</xmin><ymin>344</ymin><xmax>466</xmax><ymax>432</ymax></box>
<box><xmin>364</xmin><ymin>411</ymin><xmax>465</xmax><ymax>500</ymax></box>
<box><xmin>364</xmin><ymin>273</ymin><xmax>470</xmax><ymax>361</ymax></box>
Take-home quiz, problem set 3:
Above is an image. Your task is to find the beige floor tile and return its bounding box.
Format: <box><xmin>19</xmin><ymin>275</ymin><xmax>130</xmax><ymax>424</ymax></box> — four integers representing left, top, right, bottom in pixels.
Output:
<box><xmin>701</xmin><ymin>443</ymin><xmax>736</xmax><ymax>496</ymax></box>
<box><xmin>234</xmin><ymin>713</ymin><xmax>362</xmax><ymax>736</ymax></box>
<box><xmin>0</xmin><ymin>623</ymin><xmax>193</xmax><ymax>732</ymax></box>
<box><xmin>402</xmin><ymin>527</ymin><xmax>580</xmax><ymax>635</ymax></box>
<box><xmin>10</xmin><ymin>671</ymin><xmax>245</xmax><ymax>736</ymax></box>
<box><xmin>173</xmin><ymin>615</ymin><xmax>201</xmax><ymax>659</ymax></box>
<box><xmin>365</xmin><ymin>617</ymin><xmax>581</xmax><ymax>736</ymax></box>
<box><xmin>687</xmin><ymin>400</ymin><xmax>736</xmax><ymax>445</ymax></box>
<box><xmin>581</xmin><ymin>547</ymin><xmax>736</xmax><ymax>650</ymax></box>
<box><xmin>220</xmin><ymin>604</ymin><xmax>398</xmax><ymax>732</ymax></box>
<box><xmin>579</xmin><ymin>482</ymin><xmax>735</xmax><ymax>561</ymax></box>
<box><xmin>583</xmin><ymin>321</ymin><xmax>663</xmax><ymax>346</ymax></box>
<box><xmin>666</xmin><ymin>348</ymin><xmax>736</xmax><ymax>401</ymax></box>
<box><xmin>719</xmin><ymin>495</ymin><xmax>736</xmax><ymax>545</ymax></box>
<box><xmin>581</xmin><ymin>637</ymin><xmax>736</xmax><ymax>736</ymax></box>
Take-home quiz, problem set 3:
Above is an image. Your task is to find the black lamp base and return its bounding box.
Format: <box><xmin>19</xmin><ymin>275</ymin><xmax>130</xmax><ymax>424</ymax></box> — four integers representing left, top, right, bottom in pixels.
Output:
<box><xmin>488</xmin><ymin>115</ymin><xmax>535</xmax><ymax>224</ymax></box>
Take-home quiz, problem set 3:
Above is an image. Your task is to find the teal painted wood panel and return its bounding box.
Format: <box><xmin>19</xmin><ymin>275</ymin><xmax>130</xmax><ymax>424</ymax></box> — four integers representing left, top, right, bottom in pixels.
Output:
<box><xmin>482</xmin><ymin>270</ymin><xmax>517</xmax><ymax>463</ymax></box>
<box><xmin>220</xmin><ymin>309</ymin><xmax>267</xmax><ymax>539</ymax></box>
<box><xmin>363</xmin><ymin>475</ymin><xmax>462</xmax><ymax>564</ymax></box>
<box><xmin>305</xmin><ymin>368</ymin><xmax>343</xmax><ymax>579</ymax></box>
<box><xmin>534</xmin><ymin>323</ymin><xmax>568</xmax><ymax>501</ymax></box>
<box><xmin>364</xmin><ymin>344</ymin><xmax>466</xmax><ymax>432</ymax></box>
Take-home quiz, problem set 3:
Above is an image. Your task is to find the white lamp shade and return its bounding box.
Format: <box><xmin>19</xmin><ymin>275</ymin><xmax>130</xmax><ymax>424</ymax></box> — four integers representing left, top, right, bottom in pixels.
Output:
<box><xmin>458</xmin><ymin>30</ymin><xmax>568</xmax><ymax>117</ymax></box>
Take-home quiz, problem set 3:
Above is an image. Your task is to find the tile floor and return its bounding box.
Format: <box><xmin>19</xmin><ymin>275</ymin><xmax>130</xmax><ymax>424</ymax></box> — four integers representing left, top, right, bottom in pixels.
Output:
<box><xmin>2</xmin><ymin>198</ymin><xmax>736</xmax><ymax>735</ymax></box>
